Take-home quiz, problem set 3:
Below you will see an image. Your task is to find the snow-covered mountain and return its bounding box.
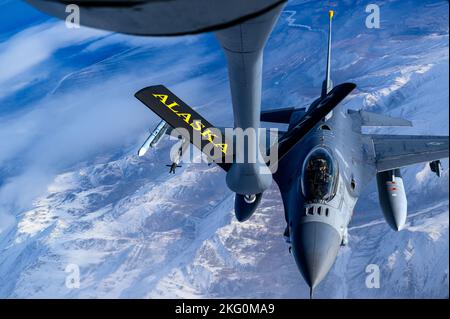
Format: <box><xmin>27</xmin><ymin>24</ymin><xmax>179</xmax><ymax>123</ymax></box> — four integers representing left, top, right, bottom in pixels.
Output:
<box><xmin>0</xmin><ymin>0</ymin><xmax>448</xmax><ymax>298</ymax></box>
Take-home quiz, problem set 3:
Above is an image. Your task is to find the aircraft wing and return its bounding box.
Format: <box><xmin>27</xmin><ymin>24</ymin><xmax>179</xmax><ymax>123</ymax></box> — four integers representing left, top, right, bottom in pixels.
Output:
<box><xmin>273</xmin><ymin>82</ymin><xmax>357</xmax><ymax>163</ymax></box>
<box><xmin>261</xmin><ymin>107</ymin><xmax>301</xmax><ymax>124</ymax></box>
<box><xmin>135</xmin><ymin>85</ymin><xmax>233</xmax><ymax>171</ymax></box>
<box><xmin>25</xmin><ymin>0</ymin><xmax>286</xmax><ymax>36</ymax></box>
<box><xmin>370</xmin><ymin>134</ymin><xmax>449</xmax><ymax>172</ymax></box>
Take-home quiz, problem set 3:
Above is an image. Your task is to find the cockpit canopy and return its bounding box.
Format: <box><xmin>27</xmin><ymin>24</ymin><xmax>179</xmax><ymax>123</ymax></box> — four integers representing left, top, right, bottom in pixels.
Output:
<box><xmin>301</xmin><ymin>147</ymin><xmax>339</xmax><ymax>202</ymax></box>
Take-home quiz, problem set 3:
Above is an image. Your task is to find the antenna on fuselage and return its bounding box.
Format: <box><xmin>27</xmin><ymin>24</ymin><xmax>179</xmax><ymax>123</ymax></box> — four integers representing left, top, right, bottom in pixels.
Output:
<box><xmin>321</xmin><ymin>10</ymin><xmax>334</xmax><ymax>98</ymax></box>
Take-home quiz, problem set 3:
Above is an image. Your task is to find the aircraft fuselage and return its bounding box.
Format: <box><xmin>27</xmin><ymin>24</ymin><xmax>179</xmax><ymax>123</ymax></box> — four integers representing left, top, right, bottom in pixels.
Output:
<box><xmin>274</xmin><ymin>102</ymin><xmax>375</xmax><ymax>289</ymax></box>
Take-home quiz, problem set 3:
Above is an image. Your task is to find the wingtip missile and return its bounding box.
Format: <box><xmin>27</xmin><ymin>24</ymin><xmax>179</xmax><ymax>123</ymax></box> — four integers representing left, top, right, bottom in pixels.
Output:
<box><xmin>137</xmin><ymin>120</ymin><xmax>170</xmax><ymax>157</ymax></box>
<box><xmin>138</xmin><ymin>145</ymin><xmax>149</xmax><ymax>157</ymax></box>
<box><xmin>138</xmin><ymin>137</ymin><xmax>152</xmax><ymax>157</ymax></box>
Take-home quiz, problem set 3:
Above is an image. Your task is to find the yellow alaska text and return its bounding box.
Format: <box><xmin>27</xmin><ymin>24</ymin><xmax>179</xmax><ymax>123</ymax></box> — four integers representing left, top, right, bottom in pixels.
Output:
<box><xmin>152</xmin><ymin>93</ymin><xmax>228</xmax><ymax>155</ymax></box>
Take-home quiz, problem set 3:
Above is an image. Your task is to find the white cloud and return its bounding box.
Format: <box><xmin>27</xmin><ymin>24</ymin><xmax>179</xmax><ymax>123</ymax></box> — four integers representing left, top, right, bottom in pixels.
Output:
<box><xmin>0</xmin><ymin>22</ymin><xmax>106</xmax><ymax>86</ymax></box>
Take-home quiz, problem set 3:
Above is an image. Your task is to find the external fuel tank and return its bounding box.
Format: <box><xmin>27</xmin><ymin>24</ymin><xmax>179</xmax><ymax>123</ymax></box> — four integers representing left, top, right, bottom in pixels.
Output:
<box><xmin>376</xmin><ymin>169</ymin><xmax>407</xmax><ymax>231</ymax></box>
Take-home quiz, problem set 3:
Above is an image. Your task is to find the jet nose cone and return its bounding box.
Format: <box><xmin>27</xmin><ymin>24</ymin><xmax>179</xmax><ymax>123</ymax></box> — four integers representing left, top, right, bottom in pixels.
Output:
<box><xmin>291</xmin><ymin>222</ymin><xmax>341</xmax><ymax>289</ymax></box>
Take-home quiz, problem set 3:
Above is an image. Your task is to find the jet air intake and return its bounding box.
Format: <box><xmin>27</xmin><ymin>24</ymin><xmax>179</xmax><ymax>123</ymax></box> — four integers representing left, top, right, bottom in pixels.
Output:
<box><xmin>376</xmin><ymin>169</ymin><xmax>407</xmax><ymax>231</ymax></box>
